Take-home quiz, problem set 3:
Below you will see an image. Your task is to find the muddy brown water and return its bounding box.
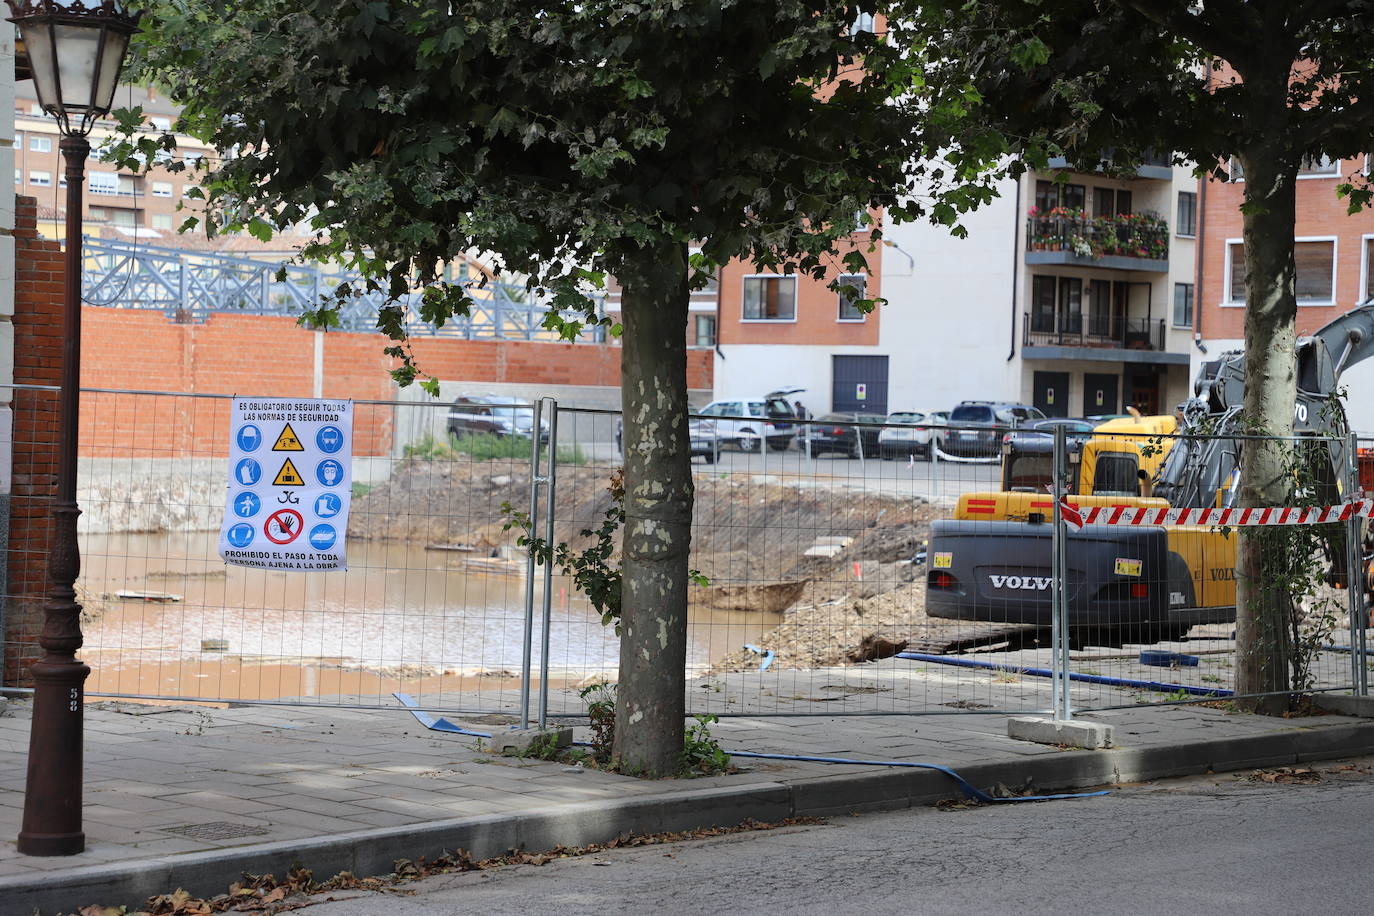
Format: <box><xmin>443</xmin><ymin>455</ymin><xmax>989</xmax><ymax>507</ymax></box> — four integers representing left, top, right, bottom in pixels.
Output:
<box><xmin>77</xmin><ymin>532</ymin><xmax>781</xmax><ymax>704</ymax></box>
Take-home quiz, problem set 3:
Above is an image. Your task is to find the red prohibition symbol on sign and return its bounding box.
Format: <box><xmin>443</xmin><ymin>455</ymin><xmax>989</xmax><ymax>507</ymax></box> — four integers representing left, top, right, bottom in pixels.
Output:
<box><xmin>264</xmin><ymin>508</ymin><xmax>304</xmax><ymax>544</ymax></box>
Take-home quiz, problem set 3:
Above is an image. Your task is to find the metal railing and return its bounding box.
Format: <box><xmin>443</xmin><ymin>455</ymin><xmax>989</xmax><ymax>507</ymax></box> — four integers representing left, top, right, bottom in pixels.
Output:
<box><xmin>80</xmin><ymin>237</ymin><xmax>608</xmax><ymax>342</ymax></box>
<box><xmin>1026</xmin><ymin>211</ymin><xmax>1169</xmax><ymax>263</ymax></box>
<box><xmin>2</xmin><ymin>388</ymin><xmax>1366</xmax><ymax>724</ymax></box>
<box><xmin>1024</xmin><ymin>312</ymin><xmax>1166</xmax><ymax>351</ymax></box>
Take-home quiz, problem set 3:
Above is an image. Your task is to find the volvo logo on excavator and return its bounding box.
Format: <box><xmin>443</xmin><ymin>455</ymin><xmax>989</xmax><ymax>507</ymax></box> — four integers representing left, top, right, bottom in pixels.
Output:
<box><xmin>989</xmin><ymin>575</ymin><xmax>1054</xmax><ymax>591</ymax></box>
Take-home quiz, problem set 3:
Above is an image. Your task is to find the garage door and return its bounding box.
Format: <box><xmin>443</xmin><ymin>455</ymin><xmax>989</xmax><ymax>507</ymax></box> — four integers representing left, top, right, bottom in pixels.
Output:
<box><xmin>832</xmin><ymin>355</ymin><xmax>889</xmax><ymax>414</ymax></box>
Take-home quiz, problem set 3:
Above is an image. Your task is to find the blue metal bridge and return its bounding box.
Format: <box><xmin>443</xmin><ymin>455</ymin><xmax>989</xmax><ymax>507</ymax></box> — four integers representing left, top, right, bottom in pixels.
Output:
<box><xmin>80</xmin><ymin>236</ymin><xmax>606</xmax><ymax>341</ymax></box>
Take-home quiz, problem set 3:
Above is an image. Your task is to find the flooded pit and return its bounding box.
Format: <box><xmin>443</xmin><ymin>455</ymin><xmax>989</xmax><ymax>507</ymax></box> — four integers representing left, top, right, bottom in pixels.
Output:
<box><xmin>76</xmin><ymin>532</ymin><xmax>782</xmax><ymax>705</ymax></box>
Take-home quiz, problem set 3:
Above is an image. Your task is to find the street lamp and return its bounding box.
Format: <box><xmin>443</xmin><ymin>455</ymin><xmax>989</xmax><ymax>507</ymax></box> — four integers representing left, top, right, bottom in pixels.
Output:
<box><xmin>7</xmin><ymin>0</ymin><xmax>140</xmax><ymax>856</ymax></box>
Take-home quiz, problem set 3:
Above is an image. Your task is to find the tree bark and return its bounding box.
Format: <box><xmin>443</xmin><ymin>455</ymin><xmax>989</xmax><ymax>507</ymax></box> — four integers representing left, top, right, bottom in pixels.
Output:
<box><xmin>613</xmin><ymin>242</ymin><xmax>692</xmax><ymax>775</ymax></box>
<box><xmin>1234</xmin><ymin>144</ymin><xmax>1298</xmax><ymax>714</ymax></box>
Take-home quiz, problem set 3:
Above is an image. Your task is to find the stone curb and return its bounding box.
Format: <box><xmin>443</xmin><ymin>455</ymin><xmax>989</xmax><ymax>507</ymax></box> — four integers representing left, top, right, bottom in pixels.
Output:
<box><xmin>5</xmin><ymin>719</ymin><xmax>1374</xmax><ymax>915</ymax></box>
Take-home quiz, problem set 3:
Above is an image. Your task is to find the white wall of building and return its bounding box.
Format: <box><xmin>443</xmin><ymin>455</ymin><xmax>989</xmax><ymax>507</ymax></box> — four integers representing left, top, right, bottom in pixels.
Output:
<box><xmin>879</xmin><ymin>176</ymin><xmax>1022</xmax><ymax>412</ymax></box>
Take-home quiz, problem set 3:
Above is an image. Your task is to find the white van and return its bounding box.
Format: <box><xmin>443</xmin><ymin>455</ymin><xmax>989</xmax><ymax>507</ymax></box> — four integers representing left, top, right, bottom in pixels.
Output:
<box><xmin>696</xmin><ymin>387</ymin><xmax>803</xmax><ymax>452</ymax></box>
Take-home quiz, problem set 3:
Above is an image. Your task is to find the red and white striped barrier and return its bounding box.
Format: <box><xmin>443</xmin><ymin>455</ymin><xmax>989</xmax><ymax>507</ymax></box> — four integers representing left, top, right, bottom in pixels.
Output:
<box><xmin>1058</xmin><ymin>497</ymin><xmax>1374</xmax><ymax>531</ymax></box>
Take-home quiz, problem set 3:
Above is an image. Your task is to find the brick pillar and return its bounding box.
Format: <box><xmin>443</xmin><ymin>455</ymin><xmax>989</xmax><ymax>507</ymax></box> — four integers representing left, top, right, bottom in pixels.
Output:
<box><xmin>4</xmin><ymin>195</ymin><xmax>65</xmax><ymax>685</ymax></box>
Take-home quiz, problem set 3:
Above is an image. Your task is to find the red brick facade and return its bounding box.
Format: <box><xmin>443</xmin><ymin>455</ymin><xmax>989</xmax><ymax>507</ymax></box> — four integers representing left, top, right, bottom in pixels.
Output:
<box><xmin>1199</xmin><ymin>161</ymin><xmax>1374</xmax><ymax>341</ymax></box>
<box><xmin>6</xmin><ymin>197</ymin><xmax>66</xmax><ymax>681</ymax></box>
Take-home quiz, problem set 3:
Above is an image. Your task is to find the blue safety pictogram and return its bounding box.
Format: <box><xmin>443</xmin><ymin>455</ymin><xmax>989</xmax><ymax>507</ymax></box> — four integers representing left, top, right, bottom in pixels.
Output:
<box><xmin>236</xmin><ymin>424</ymin><xmax>263</xmax><ymax>453</ymax></box>
<box><xmin>226</xmin><ymin>523</ymin><xmax>255</xmax><ymax>548</ymax></box>
<box><xmin>232</xmin><ymin>491</ymin><xmax>261</xmax><ymax>518</ymax></box>
<box><xmin>314</xmin><ymin>492</ymin><xmax>342</xmax><ymax>518</ymax></box>
<box><xmin>315</xmin><ymin>458</ymin><xmax>344</xmax><ymax>487</ymax></box>
<box><xmin>316</xmin><ymin>425</ymin><xmax>344</xmax><ymax>454</ymax></box>
<box><xmin>234</xmin><ymin>457</ymin><xmax>261</xmax><ymax>486</ymax></box>
<box><xmin>309</xmin><ymin>524</ymin><xmax>337</xmax><ymax>551</ymax></box>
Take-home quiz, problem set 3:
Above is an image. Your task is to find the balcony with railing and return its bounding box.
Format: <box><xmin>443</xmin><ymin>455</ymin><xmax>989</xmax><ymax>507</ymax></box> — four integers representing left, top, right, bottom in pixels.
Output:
<box><xmin>1023</xmin><ymin>312</ymin><xmax>1166</xmax><ymax>353</ymax></box>
<box><xmin>1025</xmin><ymin>209</ymin><xmax>1169</xmax><ymax>272</ymax></box>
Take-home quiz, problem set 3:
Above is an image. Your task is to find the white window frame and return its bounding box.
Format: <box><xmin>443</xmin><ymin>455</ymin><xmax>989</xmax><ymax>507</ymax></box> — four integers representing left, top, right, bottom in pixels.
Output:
<box><xmin>1360</xmin><ymin>233</ymin><xmax>1374</xmax><ymax>307</ymax></box>
<box><xmin>836</xmin><ymin>273</ymin><xmax>867</xmax><ymax>322</ymax></box>
<box><xmin>28</xmin><ymin>170</ymin><xmax>51</xmax><ymax>187</ymax></box>
<box><xmin>1297</xmin><ymin>154</ymin><xmax>1340</xmax><ymax>179</ymax></box>
<box><xmin>88</xmin><ymin>170</ymin><xmax>119</xmax><ymax>195</ymax></box>
<box><xmin>151</xmin><ymin>181</ymin><xmax>174</xmax><ymax>198</ymax></box>
<box><xmin>740</xmin><ymin>273</ymin><xmax>798</xmax><ymax>323</ymax></box>
<box><xmin>151</xmin><ymin>212</ymin><xmax>173</xmax><ymax>230</ymax></box>
<box><xmin>28</xmin><ymin>135</ymin><xmax>51</xmax><ymax>152</ymax></box>
<box><xmin>1224</xmin><ymin>236</ymin><xmax>1338</xmax><ymax>307</ymax></box>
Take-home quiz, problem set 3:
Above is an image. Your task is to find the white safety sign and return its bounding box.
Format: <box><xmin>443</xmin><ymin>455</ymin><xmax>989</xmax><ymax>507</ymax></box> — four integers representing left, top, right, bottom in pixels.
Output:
<box><xmin>218</xmin><ymin>397</ymin><xmax>353</xmax><ymax>570</ymax></box>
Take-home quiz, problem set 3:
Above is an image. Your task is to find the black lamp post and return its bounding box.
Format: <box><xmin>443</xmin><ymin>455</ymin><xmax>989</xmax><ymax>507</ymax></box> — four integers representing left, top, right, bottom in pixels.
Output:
<box><xmin>7</xmin><ymin>0</ymin><xmax>140</xmax><ymax>857</ymax></box>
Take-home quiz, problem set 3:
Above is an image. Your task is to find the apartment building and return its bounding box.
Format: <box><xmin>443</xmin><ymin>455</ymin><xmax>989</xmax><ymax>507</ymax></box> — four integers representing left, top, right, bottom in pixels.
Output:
<box><xmin>714</xmin><ymin>160</ymin><xmax>1199</xmax><ymax>419</ymax></box>
<box><xmin>13</xmin><ymin>86</ymin><xmax>213</xmax><ymax>239</ymax></box>
<box><xmin>1195</xmin><ymin>155</ymin><xmax>1374</xmax><ymax>433</ymax></box>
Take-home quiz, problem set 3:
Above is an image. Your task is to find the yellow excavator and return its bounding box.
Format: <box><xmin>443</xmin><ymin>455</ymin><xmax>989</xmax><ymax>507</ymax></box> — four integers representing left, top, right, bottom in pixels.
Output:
<box><xmin>926</xmin><ymin>303</ymin><xmax>1374</xmax><ymax>644</ymax></box>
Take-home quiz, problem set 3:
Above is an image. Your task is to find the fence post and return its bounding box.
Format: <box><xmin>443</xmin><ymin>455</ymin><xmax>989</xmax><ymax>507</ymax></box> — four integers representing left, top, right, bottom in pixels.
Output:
<box><xmin>519</xmin><ymin>398</ymin><xmax>545</xmax><ymax>729</ymax></box>
<box><xmin>1051</xmin><ymin>423</ymin><xmax>1072</xmax><ymax>720</ymax></box>
<box><xmin>1348</xmin><ymin>432</ymin><xmax>1368</xmax><ymax>696</ymax></box>
<box><xmin>538</xmin><ymin>398</ymin><xmax>559</xmax><ymax>728</ymax></box>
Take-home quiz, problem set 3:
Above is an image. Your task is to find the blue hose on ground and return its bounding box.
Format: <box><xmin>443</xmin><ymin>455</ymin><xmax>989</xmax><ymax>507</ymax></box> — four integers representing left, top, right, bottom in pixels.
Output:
<box><xmin>1323</xmin><ymin>644</ymin><xmax>1374</xmax><ymax>657</ymax></box>
<box><xmin>394</xmin><ymin>693</ymin><xmax>494</xmax><ymax>738</ymax></box>
<box><xmin>395</xmin><ymin>693</ymin><xmax>1109</xmax><ymax>804</ymax></box>
<box><xmin>897</xmin><ymin>652</ymin><xmax>1233</xmax><ymax>698</ymax></box>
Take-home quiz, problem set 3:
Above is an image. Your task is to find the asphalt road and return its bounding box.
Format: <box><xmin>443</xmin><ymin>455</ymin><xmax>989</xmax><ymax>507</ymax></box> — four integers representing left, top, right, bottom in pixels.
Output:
<box><xmin>286</xmin><ymin>757</ymin><xmax>1374</xmax><ymax>916</ymax></box>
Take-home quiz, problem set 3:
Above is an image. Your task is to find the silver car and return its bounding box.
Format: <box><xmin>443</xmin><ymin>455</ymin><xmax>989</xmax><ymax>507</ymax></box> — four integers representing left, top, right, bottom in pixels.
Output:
<box><xmin>877</xmin><ymin>409</ymin><xmax>948</xmax><ymax>460</ymax></box>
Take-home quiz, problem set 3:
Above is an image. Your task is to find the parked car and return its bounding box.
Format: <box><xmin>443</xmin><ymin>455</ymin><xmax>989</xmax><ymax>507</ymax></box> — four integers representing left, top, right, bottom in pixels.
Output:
<box><xmin>697</xmin><ymin>386</ymin><xmax>803</xmax><ymax>452</ymax></box>
<box><xmin>616</xmin><ymin>416</ymin><xmax>722</xmax><ymax>462</ymax></box>
<box><xmin>877</xmin><ymin>409</ymin><xmax>949</xmax><ymax>460</ymax></box>
<box><xmin>447</xmin><ymin>395</ymin><xmax>549</xmax><ymax>442</ymax></box>
<box><xmin>1001</xmin><ymin>417</ymin><xmax>1096</xmax><ymax>451</ymax></box>
<box><xmin>799</xmin><ymin>412</ymin><xmax>886</xmax><ymax>458</ymax></box>
<box><xmin>938</xmin><ymin>400</ymin><xmax>1045</xmax><ymax>461</ymax></box>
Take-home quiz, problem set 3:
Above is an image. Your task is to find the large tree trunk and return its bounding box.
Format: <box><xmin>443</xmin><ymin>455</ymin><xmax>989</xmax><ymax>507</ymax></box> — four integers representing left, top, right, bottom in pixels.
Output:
<box><xmin>1234</xmin><ymin>146</ymin><xmax>1298</xmax><ymax>715</ymax></box>
<box><xmin>613</xmin><ymin>242</ymin><xmax>692</xmax><ymax>774</ymax></box>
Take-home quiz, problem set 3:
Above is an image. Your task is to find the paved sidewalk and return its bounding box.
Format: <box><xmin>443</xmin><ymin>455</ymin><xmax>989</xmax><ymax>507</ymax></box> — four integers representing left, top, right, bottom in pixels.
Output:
<box><xmin>2</xmin><ymin>685</ymin><xmax>1374</xmax><ymax>915</ymax></box>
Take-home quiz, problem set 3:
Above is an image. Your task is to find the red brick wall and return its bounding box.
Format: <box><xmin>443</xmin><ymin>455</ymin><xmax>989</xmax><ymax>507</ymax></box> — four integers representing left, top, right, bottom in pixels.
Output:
<box><xmin>6</xmin><ymin>196</ymin><xmax>66</xmax><ymax>682</ymax></box>
<box><xmin>1200</xmin><ymin>163</ymin><xmax>1374</xmax><ymax>341</ymax></box>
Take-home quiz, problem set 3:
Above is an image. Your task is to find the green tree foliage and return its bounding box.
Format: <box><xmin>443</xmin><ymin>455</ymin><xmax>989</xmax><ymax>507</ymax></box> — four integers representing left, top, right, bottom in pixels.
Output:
<box><xmin>127</xmin><ymin>0</ymin><xmax>956</xmax><ymax>770</ymax></box>
<box><xmin>902</xmin><ymin>0</ymin><xmax>1374</xmax><ymax>711</ymax></box>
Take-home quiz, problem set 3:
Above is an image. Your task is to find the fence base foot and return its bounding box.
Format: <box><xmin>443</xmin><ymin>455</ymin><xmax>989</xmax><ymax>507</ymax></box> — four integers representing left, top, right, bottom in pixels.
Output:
<box><xmin>1313</xmin><ymin>694</ymin><xmax>1374</xmax><ymax>718</ymax></box>
<box><xmin>488</xmin><ymin>726</ymin><xmax>573</xmax><ymax>756</ymax></box>
<box><xmin>1007</xmin><ymin>716</ymin><xmax>1114</xmax><ymax>749</ymax></box>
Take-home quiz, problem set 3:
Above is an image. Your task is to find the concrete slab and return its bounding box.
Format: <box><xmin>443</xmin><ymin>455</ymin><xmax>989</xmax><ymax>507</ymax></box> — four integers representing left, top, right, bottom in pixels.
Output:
<box><xmin>1007</xmin><ymin>716</ymin><xmax>1115</xmax><ymax>749</ymax></box>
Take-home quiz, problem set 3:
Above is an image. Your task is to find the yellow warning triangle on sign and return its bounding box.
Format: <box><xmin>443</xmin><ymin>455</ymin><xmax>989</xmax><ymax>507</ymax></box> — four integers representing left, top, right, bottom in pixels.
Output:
<box><xmin>272</xmin><ymin>423</ymin><xmax>304</xmax><ymax>451</ymax></box>
<box><xmin>273</xmin><ymin>458</ymin><xmax>305</xmax><ymax>487</ymax></box>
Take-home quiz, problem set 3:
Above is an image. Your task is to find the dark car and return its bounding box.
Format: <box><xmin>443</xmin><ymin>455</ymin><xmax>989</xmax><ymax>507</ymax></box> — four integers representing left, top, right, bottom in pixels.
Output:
<box><xmin>939</xmin><ymin>401</ymin><xmax>1045</xmax><ymax>461</ymax></box>
<box><xmin>447</xmin><ymin>395</ymin><xmax>549</xmax><ymax>442</ymax></box>
<box><xmin>799</xmin><ymin>412</ymin><xmax>886</xmax><ymax>458</ymax></box>
<box><xmin>1001</xmin><ymin>417</ymin><xmax>1096</xmax><ymax>451</ymax></box>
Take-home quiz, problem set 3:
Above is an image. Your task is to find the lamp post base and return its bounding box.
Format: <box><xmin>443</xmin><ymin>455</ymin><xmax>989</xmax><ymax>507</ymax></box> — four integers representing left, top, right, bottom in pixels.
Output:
<box><xmin>17</xmin><ymin>657</ymin><xmax>90</xmax><ymax>856</ymax></box>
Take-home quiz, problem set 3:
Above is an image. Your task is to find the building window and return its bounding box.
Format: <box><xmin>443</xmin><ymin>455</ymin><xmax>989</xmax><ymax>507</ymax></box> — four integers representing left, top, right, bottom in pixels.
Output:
<box><xmin>89</xmin><ymin>171</ymin><xmax>119</xmax><ymax>195</ymax></box>
<box><xmin>1298</xmin><ymin>154</ymin><xmax>1339</xmax><ymax>178</ymax></box>
<box><xmin>1366</xmin><ymin>237</ymin><xmax>1374</xmax><ymax>303</ymax></box>
<box><xmin>837</xmin><ymin>273</ymin><xmax>867</xmax><ymax>321</ymax></box>
<box><xmin>849</xmin><ymin>12</ymin><xmax>875</xmax><ymax>34</ymax></box>
<box><xmin>1173</xmin><ymin>283</ymin><xmax>1194</xmax><ymax>328</ymax></box>
<box><xmin>152</xmin><ymin>181</ymin><xmax>173</xmax><ymax>198</ymax></box>
<box><xmin>28</xmin><ymin>135</ymin><xmax>52</xmax><ymax>152</ymax></box>
<box><xmin>1035</xmin><ymin>180</ymin><xmax>1085</xmax><ymax>213</ymax></box>
<box><xmin>110</xmin><ymin>209</ymin><xmax>139</xmax><ymax>227</ymax></box>
<box><xmin>28</xmin><ymin>170</ymin><xmax>51</xmax><ymax>187</ymax></box>
<box><xmin>1227</xmin><ymin>240</ymin><xmax>1335</xmax><ymax>304</ymax></box>
<box><xmin>694</xmin><ymin>315</ymin><xmax>716</xmax><ymax>347</ymax></box>
<box><xmin>151</xmin><ymin>212</ymin><xmax>173</xmax><ymax>230</ymax></box>
<box><xmin>1093</xmin><ymin>187</ymin><xmax>1131</xmax><ymax>218</ymax></box>
<box><xmin>742</xmin><ymin>275</ymin><xmax>796</xmax><ymax>321</ymax></box>
<box><xmin>88</xmin><ymin>207</ymin><xmax>108</xmax><ymax>221</ymax></box>
<box><xmin>1176</xmin><ymin>191</ymin><xmax>1197</xmax><ymax>237</ymax></box>
<box><xmin>12</xmin><ymin>168</ymin><xmax>18</xmax><ymax>186</ymax></box>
